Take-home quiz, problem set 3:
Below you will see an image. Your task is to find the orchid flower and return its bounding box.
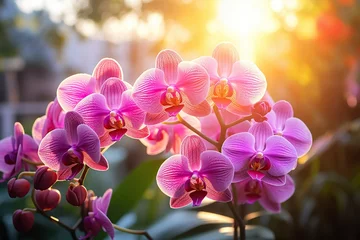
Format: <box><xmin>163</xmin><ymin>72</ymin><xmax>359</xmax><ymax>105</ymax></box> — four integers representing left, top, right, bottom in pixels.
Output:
<box><xmin>0</xmin><ymin>123</ymin><xmax>40</xmax><ymax>181</ymax></box>
<box><xmin>38</xmin><ymin>111</ymin><xmax>108</xmax><ymax>180</ymax></box>
<box><xmin>140</xmin><ymin>114</ymin><xmax>200</xmax><ymax>155</ymax></box>
<box><xmin>57</xmin><ymin>58</ymin><xmax>130</xmax><ymax>112</ymax></box>
<box><xmin>236</xmin><ymin>175</ymin><xmax>295</xmax><ymax>213</ymax></box>
<box><xmin>266</xmin><ymin>100</ymin><xmax>312</xmax><ymax>157</ymax></box>
<box><xmin>222</xmin><ymin>121</ymin><xmax>297</xmax><ymax>186</ymax></box>
<box><xmin>193</xmin><ymin>42</ymin><xmax>267</xmax><ymax>114</ymax></box>
<box><xmin>32</xmin><ymin>98</ymin><xmax>65</xmax><ymax>144</ymax></box>
<box><xmin>157</xmin><ymin>135</ymin><xmax>234</xmax><ymax>208</ymax></box>
<box><xmin>74</xmin><ymin>78</ymin><xmax>148</xmax><ymax>147</ymax></box>
<box><xmin>132</xmin><ymin>49</ymin><xmax>211</xmax><ymax>125</ymax></box>
<box><xmin>82</xmin><ymin>189</ymin><xmax>114</xmax><ymax>239</ymax></box>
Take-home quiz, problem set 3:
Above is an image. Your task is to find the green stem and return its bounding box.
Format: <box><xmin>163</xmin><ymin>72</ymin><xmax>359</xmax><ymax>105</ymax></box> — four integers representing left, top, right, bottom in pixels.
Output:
<box><xmin>113</xmin><ymin>224</ymin><xmax>153</xmax><ymax>240</ymax></box>
<box><xmin>177</xmin><ymin>114</ymin><xmax>219</xmax><ymax>148</ymax></box>
<box><xmin>17</xmin><ymin>171</ymin><xmax>35</xmax><ymax>179</ymax></box>
<box><xmin>227</xmin><ymin>202</ymin><xmax>246</xmax><ymax>240</ymax></box>
<box><xmin>78</xmin><ymin>165</ymin><xmax>90</xmax><ymax>185</ymax></box>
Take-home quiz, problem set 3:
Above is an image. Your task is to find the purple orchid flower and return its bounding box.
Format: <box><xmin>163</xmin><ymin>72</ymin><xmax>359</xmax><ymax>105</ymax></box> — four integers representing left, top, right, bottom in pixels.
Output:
<box><xmin>0</xmin><ymin>123</ymin><xmax>40</xmax><ymax>181</ymax></box>
<box><xmin>82</xmin><ymin>189</ymin><xmax>114</xmax><ymax>240</ymax></box>
<box><xmin>74</xmin><ymin>78</ymin><xmax>148</xmax><ymax>147</ymax></box>
<box><xmin>32</xmin><ymin>98</ymin><xmax>65</xmax><ymax>144</ymax></box>
<box><xmin>157</xmin><ymin>135</ymin><xmax>234</xmax><ymax>208</ymax></box>
<box><xmin>57</xmin><ymin>58</ymin><xmax>131</xmax><ymax>112</ymax></box>
<box><xmin>193</xmin><ymin>42</ymin><xmax>267</xmax><ymax>113</ymax></box>
<box><xmin>132</xmin><ymin>49</ymin><xmax>211</xmax><ymax>125</ymax></box>
<box><xmin>38</xmin><ymin>111</ymin><xmax>108</xmax><ymax>180</ymax></box>
<box><xmin>236</xmin><ymin>175</ymin><xmax>295</xmax><ymax>213</ymax></box>
<box><xmin>266</xmin><ymin>100</ymin><xmax>312</xmax><ymax>158</ymax></box>
<box><xmin>222</xmin><ymin>121</ymin><xmax>297</xmax><ymax>186</ymax></box>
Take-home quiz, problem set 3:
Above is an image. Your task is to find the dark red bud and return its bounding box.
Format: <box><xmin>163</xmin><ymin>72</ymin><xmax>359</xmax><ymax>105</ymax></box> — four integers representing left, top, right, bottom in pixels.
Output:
<box><xmin>7</xmin><ymin>178</ymin><xmax>30</xmax><ymax>198</ymax></box>
<box><xmin>12</xmin><ymin>210</ymin><xmax>34</xmax><ymax>232</ymax></box>
<box><xmin>35</xmin><ymin>189</ymin><xmax>61</xmax><ymax>211</ymax></box>
<box><xmin>66</xmin><ymin>183</ymin><xmax>87</xmax><ymax>206</ymax></box>
<box><xmin>252</xmin><ymin>101</ymin><xmax>272</xmax><ymax>122</ymax></box>
<box><xmin>34</xmin><ymin>166</ymin><xmax>58</xmax><ymax>190</ymax></box>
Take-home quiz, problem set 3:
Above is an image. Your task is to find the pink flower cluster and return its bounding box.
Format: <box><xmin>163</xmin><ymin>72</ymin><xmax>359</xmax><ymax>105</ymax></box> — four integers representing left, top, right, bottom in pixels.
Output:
<box><xmin>0</xmin><ymin>42</ymin><xmax>312</xmax><ymax>238</ymax></box>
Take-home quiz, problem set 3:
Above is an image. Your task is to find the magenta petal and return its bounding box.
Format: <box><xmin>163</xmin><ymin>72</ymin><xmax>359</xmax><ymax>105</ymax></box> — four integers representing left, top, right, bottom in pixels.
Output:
<box><xmin>189</xmin><ymin>191</ymin><xmax>207</xmax><ymax>207</ymax></box>
<box><xmin>95</xmin><ymin>210</ymin><xmax>114</xmax><ymax>239</ymax></box>
<box><xmin>205</xmin><ymin>178</ymin><xmax>232</xmax><ymax>202</ymax></box>
<box><xmin>77</xmin><ymin>124</ymin><xmax>101</xmax><ymax>163</ymax></box>
<box><xmin>156</xmin><ymin>49</ymin><xmax>182</xmax><ymax>84</ymax></box>
<box><xmin>64</xmin><ymin>111</ymin><xmax>84</xmax><ymax>145</ymax></box>
<box><xmin>258</xmin><ymin>198</ymin><xmax>281</xmax><ymax>213</ymax></box>
<box><xmin>85</xmin><ymin>154</ymin><xmax>109</xmax><ymax>171</ymax></box>
<box><xmin>176</xmin><ymin>61</ymin><xmax>210</xmax><ymax>105</ymax></box>
<box><xmin>200</xmin><ymin>150</ymin><xmax>234</xmax><ymax>192</ymax></box>
<box><xmin>264</xmin><ymin>136</ymin><xmax>298</xmax><ymax>176</ymax></box>
<box><xmin>249</xmin><ymin>121</ymin><xmax>273</xmax><ymax>151</ymax></box>
<box><xmin>22</xmin><ymin>135</ymin><xmax>40</xmax><ymax>162</ymax></box>
<box><xmin>234</xmin><ymin>170</ymin><xmax>251</xmax><ymax>182</ymax></box>
<box><xmin>228</xmin><ymin>61</ymin><xmax>267</xmax><ymax>106</ymax></box>
<box><xmin>182</xmin><ymin>97</ymin><xmax>211</xmax><ymax>117</ymax></box>
<box><xmin>57</xmin><ymin>74</ymin><xmax>96</xmax><ymax>111</ymax></box>
<box><xmin>212</xmin><ymin>42</ymin><xmax>239</xmax><ymax>78</ymax></box>
<box><xmin>247</xmin><ymin>170</ymin><xmax>265</xmax><ymax>180</ymax></box>
<box><xmin>222</xmin><ymin>133</ymin><xmax>256</xmax><ymax>172</ymax></box>
<box><xmin>38</xmin><ymin>129</ymin><xmax>70</xmax><ymax>171</ymax></box>
<box><xmin>273</xmin><ymin>100</ymin><xmax>294</xmax><ymax>130</ymax></box>
<box><xmin>15</xmin><ymin>144</ymin><xmax>22</xmax><ymax>173</ymax></box>
<box><xmin>32</xmin><ymin>116</ymin><xmax>46</xmax><ymax>144</ymax></box>
<box><xmin>58</xmin><ymin>163</ymin><xmax>84</xmax><ymax>180</ymax></box>
<box><xmin>283</xmin><ymin>118</ymin><xmax>312</xmax><ymax>157</ymax></box>
<box><xmin>180</xmin><ymin>135</ymin><xmax>206</xmax><ymax>171</ymax></box>
<box><xmin>74</xmin><ymin>93</ymin><xmax>110</xmax><ymax>136</ymax></box>
<box><xmin>145</xmin><ymin>111</ymin><xmax>170</xmax><ymax>125</ymax></box>
<box><xmin>193</xmin><ymin>56</ymin><xmax>220</xmax><ymax>83</ymax></box>
<box><xmin>109</xmin><ymin>129</ymin><xmax>127</xmax><ymax>141</ymax></box>
<box><xmin>119</xmin><ymin>90</ymin><xmax>145</xmax><ymax>129</ymax></box>
<box><xmin>125</xmin><ymin>126</ymin><xmax>149</xmax><ymax>139</ymax></box>
<box><xmin>132</xmin><ymin>68</ymin><xmax>168</xmax><ymax>113</ymax></box>
<box><xmin>156</xmin><ymin>155</ymin><xmax>192</xmax><ymax>198</ymax></box>
<box><xmin>170</xmin><ymin>193</ymin><xmax>192</xmax><ymax>209</ymax></box>
<box><xmin>263</xmin><ymin>175</ymin><xmax>295</xmax><ymax>203</ymax></box>
<box><xmin>14</xmin><ymin>122</ymin><xmax>24</xmax><ymax>148</ymax></box>
<box><xmin>93</xmin><ymin>58</ymin><xmax>123</xmax><ymax>92</ymax></box>
<box><xmin>100</xmin><ymin>78</ymin><xmax>127</xmax><ymax>110</ymax></box>
<box><xmin>261</xmin><ymin>174</ymin><xmax>286</xmax><ymax>186</ymax></box>
<box><xmin>95</xmin><ymin>189</ymin><xmax>112</xmax><ymax>214</ymax></box>
<box><xmin>0</xmin><ymin>138</ymin><xmax>14</xmax><ymax>173</ymax></box>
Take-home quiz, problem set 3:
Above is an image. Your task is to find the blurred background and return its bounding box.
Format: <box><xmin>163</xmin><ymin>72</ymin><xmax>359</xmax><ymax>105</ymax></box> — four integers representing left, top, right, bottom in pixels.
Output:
<box><xmin>0</xmin><ymin>0</ymin><xmax>360</xmax><ymax>239</ymax></box>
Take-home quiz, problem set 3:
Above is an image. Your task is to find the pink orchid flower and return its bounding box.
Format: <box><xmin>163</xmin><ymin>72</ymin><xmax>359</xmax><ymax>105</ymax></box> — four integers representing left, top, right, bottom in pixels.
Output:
<box><xmin>193</xmin><ymin>42</ymin><xmax>267</xmax><ymax>114</ymax></box>
<box><xmin>132</xmin><ymin>49</ymin><xmax>211</xmax><ymax>125</ymax></box>
<box><xmin>236</xmin><ymin>175</ymin><xmax>295</xmax><ymax>213</ymax></box>
<box><xmin>266</xmin><ymin>100</ymin><xmax>312</xmax><ymax>157</ymax></box>
<box><xmin>222</xmin><ymin>121</ymin><xmax>297</xmax><ymax>186</ymax></box>
<box><xmin>57</xmin><ymin>58</ymin><xmax>130</xmax><ymax>112</ymax></box>
<box><xmin>82</xmin><ymin>189</ymin><xmax>114</xmax><ymax>239</ymax></box>
<box><xmin>0</xmin><ymin>123</ymin><xmax>40</xmax><ymax>181</ymax></box>
<box><xmin>74</xmin><ymin>78</ymin><xmax>148</xmax><ymax>147</ymax></box>
<box><xmin>39</xmin><ymin>111</ymin><xmax>108</xmax><ymax>180</ymax></box>
<box><xmin>157</xmin><ymin>135</ymin><xmax>234</xmax><ymax>208</ymax></box>
<box><xmin>32</xmin><ymin>98</ymin><xmax>65</xmax><ymax>144</ymax></box>
<box><xmin>140</xmin><ymin>114</ymin><xmax>200</xmax><ymax>155</ymax></box>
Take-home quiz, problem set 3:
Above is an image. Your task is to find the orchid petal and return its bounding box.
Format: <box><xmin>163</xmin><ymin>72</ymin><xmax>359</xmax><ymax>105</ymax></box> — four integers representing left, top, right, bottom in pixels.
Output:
<box><xmin>156</xmin><ymin>49</ymin><xmax>182</xmax><ymax>84</ymax></box>
<box><xmin>125</xmin><ymin>126</ymin><xmax>149</xmax><ymax>139</ymax></box>
<box><xmin>258</xmin><ymin>198</ymin><xmax>281</xmax><ymax>213</ymax></box>
<box><xmin>234</xmin><ymin>170</ymin><xmax>251</xmax><ymax>183</ymax></box>
<box><xmin>261</xmin><ymin>174</ymin><xmax>286</xmax><ymax>186</ymax></box>
<box><xmin>14</xmin><ymin>122</ymin><xmax>24</xmax><ymax>148</ymax></box>
<box><xmin>57</xmin><ymin>74</ymin><xmax>96</xmax><ymax>111</ymax></box>
<box><xmin>58</xmin><ymin>163</ymin><xmax>84</xmax><ymax>180</ymax></box>
<box><xmin>273</xmin><ymin>100</ymin><xmax>294</xmax><ymax>130</ymax></box>
<box><xmin>156</xmin><ymin>155</ymin><xmax>192</xmax><ymax>198</ymax></box>
<box><xmin>119</xmin><ymin>90</ymin><xmax>145</xmax><ymax>129</ymax></box>
<box><xmin>32</xmin><ymin>116</ymin><xmax>46</xmax><ymax>144</ymax></box>
<box><xmin>212</xmin><ymin>42</ymin><xmax>239</xmax><ymax>78</ymax></box>
<box><xmin>64</xmin><ymin>111</ymin><xmax>84</xmax><ymax>145</ymax></box>
<box><xmin>228</xmin><ymin>60</ymin><xmax>267</xmax><ymax>106</ymax></box>
<box><xmin>84</xmin><ymin>153</ymin><xmax>109</xmax><ymax>171</ymax></box>
<box><xmin>95</xmin><ymin>210</ymin><xmax>115</xmax><ymax>239</ymax></box>
<box><xmin>193</xmin><ymin>56</ymin><xmax>220</xmax><ymax>83</ymax></box>
<box><xmin>132</xmin><ymin>68</ymin><xmax>168</xmax><ymax>113</ymax></box>
<box><xmin>0</xmin><ymin>137</ymin><xmax>14</xmax><ymax>173</ymax></box>
<box><xmin>93</xmin><ymin>58</ymin><xmax>123</xmax><ymax>92</ymax></box>
<box><xmin>249</xmin><ymin>121</ymin><xmax>273</xmax><ymax>151</ymax></box>
<box><xmin>264</xmin><ymin>136</ymin><xmax>298</xmax><ymax>176</ymax></box>
<box><xmin>205</xmin><ymin>179</ymin><xmax>232</xmax><ymax>202</ymax></box>
<box><xmin>182</xmin><ymin>97</ymin><xmax>211</xmax><ymax>117</ymax></box>
<box><xmin>77</xmin><ymin>124</ymin><xmax>101</xmax><ymax>163</ymax></box>
<box><xmin>263</xmin><ymin>175</ymin><xmax>295</xmax><ymax>203</ymax></box>
<box><xmin>145</xmin><ymin>111</ymin><xmax>170</xmax><ymax>125</ymax></box>
<box><xmin>283</xmin><ymin>118</ymin><xmax>312</xmax><ymax>157</ymax></box>
<box><xmin>170</xmin><ymin>192</ymin><xmax>192</xmax><ymax>209</ymax></box>
<box><xmin>100</xmin><ymin>78</ymin><xmax>127</xmax><ymax>110</ymax></box>
<box><xmin>22</xmin><ymin>135</ymin><xmax>40</xmax><ymax>162</ymax></box>
<box><xmin>180</xmin><ymin>135</ymin><xmax>206</xmax><ymax>171</ymax></box>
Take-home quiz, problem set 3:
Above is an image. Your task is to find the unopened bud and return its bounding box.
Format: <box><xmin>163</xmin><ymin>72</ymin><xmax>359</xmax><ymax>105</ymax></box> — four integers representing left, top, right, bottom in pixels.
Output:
<box><xmin>252</xmin><ymin>101</ymin><xmax>271</xmax><ymax>122</ymax></box>
<box><xmin>34</xmin><ymin>166</ymin><xmax>58</xmax><ymax>190</ymax></box>
<box><xmin>66</xmin><ymin>183</ymin><xmax>87</xmax><ymax>206</ymax></box>
<box><xmin>13</xmin><ymin>210</ymin><xmax>34</xmax><ymax>232</ymax></box>
<box><xmin>35</xmin><ymin>189</ymin><xmax>61</xmax><ymax>211</ymax></box>
<box><xmin>7</xmin><ymin>178</ymin><xmax>30</xmax><ymax>198</ymax></box>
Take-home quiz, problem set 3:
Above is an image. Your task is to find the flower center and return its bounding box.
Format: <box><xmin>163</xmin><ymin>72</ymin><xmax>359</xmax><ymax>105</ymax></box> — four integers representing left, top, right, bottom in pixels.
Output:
<box><xmin>185</xmin><ymin>171</ymin><xmax>206</xmax><ymax>192</ymax></box>
<box><xmin>4</xmin><ymin>151</ymin><xmax>17</xmax><ymax>165</ymax></box>
<box><xmin>62</xmin><ymin>148</ymin><xmax>83</xmax><ymax>166</ymax></box>
<box><xmin>249</xmin><ymin>153</ymin><xmax>270</xmax><ymax>172</ymax></box>
<box><xmin>161</xmin><ymin>86</ymin><xmax>183</xmax><ymax>107</ymax></box>
<box><xmin>104</xmin><ymin>111</ymin><xmax>125</xmax><ymax>130</ymax></box>
<box><xmin>213</xmin><ymin>78</ymin><xmax>233</xmax><ymax>98</ymax></box>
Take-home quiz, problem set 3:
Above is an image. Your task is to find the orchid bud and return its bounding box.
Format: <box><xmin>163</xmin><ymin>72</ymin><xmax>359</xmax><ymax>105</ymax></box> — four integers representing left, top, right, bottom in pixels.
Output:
<box><xmin>12</xmin><ymin>210</ymin><xmax>34</xmax><ymax>232</ymax></box>
<box><xmin>66</xmin><ymin>183</ymin><xmax>87</xmax><ymax>206</ymax></box>
<box><xmin>35</xmin><ymin>189</ymin><xmax>61</xmax><ymax>211</ymax></box>
<box><xmin>7</xmin><ymin>178</ymin><xmax>30</xmax><ymax>198</ymax></box>
<box><xmin>252</xmin><ymin>101</ymin><xmax>272</xmax><ymax>122</ymax></box>
<box><xmin>34</xmin><ymin>166</ymin><xmax>58</xmax><ymax>190</ymax></box>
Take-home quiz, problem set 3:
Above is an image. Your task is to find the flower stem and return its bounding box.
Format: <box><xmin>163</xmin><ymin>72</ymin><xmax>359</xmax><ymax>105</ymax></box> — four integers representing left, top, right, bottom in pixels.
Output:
<box><xmin>226</xmin><ymin>115</ymin><xmax>253</xmax><ymax>129</ymax></box>
<box><xmin>113</xmin><ymin>224</ymin><xmax>153</xmax><ymax>240</ymax></box>
<box><xmin>17</xmin><ymin>171</ymin><xmax>35</xmax><ymax>179</ymax></box>
<box><xmin>177</xmin><ymin>114</ymin><xmax>219</xmax><ymax>148</ymax></box>
<box><xmin>78</xmin><ymin>165</ymin><xmax>90</xmax><ymax>185</ymax></box>
<box><xmin>227</xmin><ymin>202</ymin><xmax>246</xmax><ymax>240</ymax></box>
<box><xmin>31</xmin><ymin>189</ymin><xmax>77</xmax><ymax>240</ymax></box>
<box><xmin>22</xmin><ymin>158</ymin><xmax>44</xmax><ymax>166</ymax></box>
